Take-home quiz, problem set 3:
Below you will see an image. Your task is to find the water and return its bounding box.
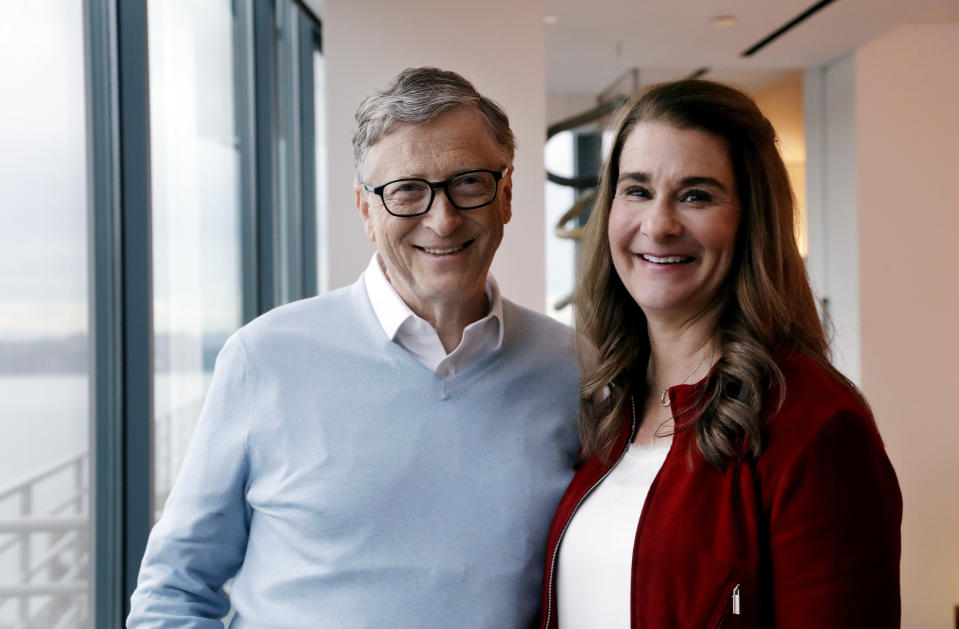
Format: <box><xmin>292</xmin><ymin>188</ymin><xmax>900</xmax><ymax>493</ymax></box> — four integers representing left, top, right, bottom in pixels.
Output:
<box><xmin>0</xmin><ymin>375</ymin><xmax>88</xmax><ymax>495</ymax></box>
<box><xmin>0</xmin><ymin>372</ymin><xmax>212</xmax><ymax>494</ymax></box>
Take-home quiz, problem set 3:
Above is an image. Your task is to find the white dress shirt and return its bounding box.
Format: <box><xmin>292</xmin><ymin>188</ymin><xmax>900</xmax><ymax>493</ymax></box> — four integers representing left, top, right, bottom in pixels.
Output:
<box><xmin>362</xmin><ymin>253</ymin><xmax>504</xmax><ymax>378</ymax></box>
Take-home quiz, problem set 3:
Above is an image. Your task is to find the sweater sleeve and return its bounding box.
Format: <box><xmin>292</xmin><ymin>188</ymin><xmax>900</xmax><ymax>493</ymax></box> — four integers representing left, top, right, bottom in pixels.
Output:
<box><xmin>766</xmin><ymin>406</ymin><xmax>902</xmax><ymax>628</ymax></box>
<box><xmin>127</xmin><ymin>332</ymin><xmax>253</xmax><ymax>628</ymax></box>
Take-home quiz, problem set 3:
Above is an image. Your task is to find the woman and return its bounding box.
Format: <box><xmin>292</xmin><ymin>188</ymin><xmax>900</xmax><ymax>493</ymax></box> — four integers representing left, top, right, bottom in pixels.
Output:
<box><xmin>539</xmin><ymin>80</ymin><xmax>901</xmax><ymax>628</ymax></box>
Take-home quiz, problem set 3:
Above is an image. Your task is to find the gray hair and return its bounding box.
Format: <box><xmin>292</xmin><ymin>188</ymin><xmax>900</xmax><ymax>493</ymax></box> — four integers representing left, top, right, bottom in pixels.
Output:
<box><xmin>352</xmin><ymin>67</ymin><xmax>516</xmax><ymax>179</ymax></box>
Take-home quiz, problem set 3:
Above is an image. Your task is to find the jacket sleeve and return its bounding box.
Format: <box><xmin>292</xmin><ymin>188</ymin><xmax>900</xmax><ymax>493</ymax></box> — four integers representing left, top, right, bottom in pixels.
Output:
<box><xmin>766</xmin><ymin>407</ymin><xmax>902</xmax><ymax>628</ymax></box>
<box><xmin>127</xmin><ymin>333</ymin><xmax>254</xmax><ymax>628</ymax></box>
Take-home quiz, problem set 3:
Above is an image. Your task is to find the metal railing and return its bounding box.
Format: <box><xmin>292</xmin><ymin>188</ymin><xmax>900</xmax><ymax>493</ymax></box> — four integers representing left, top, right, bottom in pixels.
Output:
<box><xmin>0</xmin><ymin>387</ymin><xmax>209</xmax><ymax>629</ymax></box>
<box><xmin>0</xmin><ymin>452</ymin><xmax>89</xmax><ymax>629</ymax></box>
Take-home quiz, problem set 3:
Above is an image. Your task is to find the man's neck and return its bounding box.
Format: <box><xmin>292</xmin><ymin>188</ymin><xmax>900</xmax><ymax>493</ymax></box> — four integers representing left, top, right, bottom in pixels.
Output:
<box><xmin>411</xmin><ymin>291</ymin><xmax>490</xmax><ymax>354</ymax></box>
<box><xmin>373</xmin><ymin>254</ymin><xmax>493</xmax><ymax>354</ymax></box>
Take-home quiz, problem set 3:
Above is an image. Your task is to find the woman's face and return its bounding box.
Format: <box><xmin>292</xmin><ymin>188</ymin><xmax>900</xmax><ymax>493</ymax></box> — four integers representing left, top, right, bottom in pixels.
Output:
<box><xmin>608</xmin><ymin>121</ymin><xmax>741</xmax><ymax>325</ymax></box>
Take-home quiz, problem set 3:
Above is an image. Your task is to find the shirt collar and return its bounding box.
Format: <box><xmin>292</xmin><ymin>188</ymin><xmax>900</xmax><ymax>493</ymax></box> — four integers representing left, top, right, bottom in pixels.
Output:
<box><xmin>362</xmin><ymin>252</ymin><xmax>504</xmax><ymax>346</ymax></box>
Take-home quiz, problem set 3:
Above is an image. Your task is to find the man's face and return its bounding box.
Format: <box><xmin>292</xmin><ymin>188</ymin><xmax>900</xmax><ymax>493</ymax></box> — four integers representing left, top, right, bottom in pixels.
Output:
<box><xmin>355</xmin><ymin>108</ymin><xmax>512</xmax><ymax>316</ymax></box>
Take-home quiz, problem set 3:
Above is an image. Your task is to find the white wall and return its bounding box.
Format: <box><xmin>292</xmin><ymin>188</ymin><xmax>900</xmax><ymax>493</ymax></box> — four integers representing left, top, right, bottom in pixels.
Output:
<box><xmin>856</xmin><ymin>22</ymin><xmax>959</xmax><ymax>629</ymax></box>
<box><xmin>806</xmin><ymin>21</ymin><xmax>959</xmax><ymax>626</ymax></box>
<box><xmin>318</xmin><ymin>0</ymin><xmax>547</xmax><ymax>312</ymax></box>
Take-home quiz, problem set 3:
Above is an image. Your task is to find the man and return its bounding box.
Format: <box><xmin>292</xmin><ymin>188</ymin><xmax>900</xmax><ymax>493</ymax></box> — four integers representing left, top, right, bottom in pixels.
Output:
<box><xmin>128</xmin><ymin>67</ymin><xmax>581</xmax><ymax>628</ymax></box>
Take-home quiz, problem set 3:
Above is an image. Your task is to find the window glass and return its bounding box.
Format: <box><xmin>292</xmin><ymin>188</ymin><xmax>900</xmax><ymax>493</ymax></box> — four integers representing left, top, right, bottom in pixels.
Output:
<box><xmin>148</xmin><ymin>0</ymin><xmax>245</xmax><ymax>518</ymax></box>
<box><xmin>545</xmin><ymin>131</ymin><xmax>576</xmax><ymax>324</ymax></box>
<box><xmin>0</xmin><ymin>2</ymin><xmax>92</xmax><ymax>626</ymax></box>
<box><xmin>274</xmin><ymin>0</ymin><xmax>303</xmax><ymax>303</ymax></box>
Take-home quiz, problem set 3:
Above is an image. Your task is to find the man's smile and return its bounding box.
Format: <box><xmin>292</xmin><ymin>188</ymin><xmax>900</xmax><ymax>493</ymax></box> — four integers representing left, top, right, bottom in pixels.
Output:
<box><xmin>415</xmin><ymin>240</ymin><xmax>474</xmax><ymax>256</ymax></box>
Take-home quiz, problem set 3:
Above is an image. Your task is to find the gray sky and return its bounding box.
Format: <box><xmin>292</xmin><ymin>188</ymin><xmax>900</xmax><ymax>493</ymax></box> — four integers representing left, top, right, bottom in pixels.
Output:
<box><xmin>0</xmin><ymin>1</ymin><xmax>243</xmax><ymax>340</ymax></box>
<box><xmin>0</xmin><ymin>1</ymin><xmax>88</xmax><ymax>338</ymax></box>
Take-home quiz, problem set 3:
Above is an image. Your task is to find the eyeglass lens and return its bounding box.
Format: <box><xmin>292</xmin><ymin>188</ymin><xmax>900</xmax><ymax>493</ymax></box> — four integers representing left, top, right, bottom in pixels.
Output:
<box><xmin>382</xmin><ymin>171</ymin><xmax>498</xmax><ymax>215</ymax></box>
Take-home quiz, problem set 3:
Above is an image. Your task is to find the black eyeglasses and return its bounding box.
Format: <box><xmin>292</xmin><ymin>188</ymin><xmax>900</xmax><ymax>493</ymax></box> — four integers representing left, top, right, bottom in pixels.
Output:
<box><xmin>362</xmin><ymin>168</ymin><xmax>507</xmax><ymax>217</ymax></box>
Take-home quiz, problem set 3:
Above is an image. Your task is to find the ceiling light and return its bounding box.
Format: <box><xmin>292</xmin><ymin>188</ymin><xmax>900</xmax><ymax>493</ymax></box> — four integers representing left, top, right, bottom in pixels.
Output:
<box><xmin>710</xmin><ymin>15</ymin><xmax>737</xmax><ymax>28</ymax></box>
<box><xmin>545</xmin><ymin>15</ymin><xmax>559</xmax><ymax>25</ymax></box>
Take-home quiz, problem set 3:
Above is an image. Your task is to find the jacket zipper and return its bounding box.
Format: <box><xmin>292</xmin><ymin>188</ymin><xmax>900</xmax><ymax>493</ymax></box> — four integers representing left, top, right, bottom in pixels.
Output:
<box><xmin>715</xmin><ymin>583</ymin><xmax>741</xmax><ymax>629</ymax></box>
<box><xmin>542</xmin><ymin>396</ymin><xmax>639</xmax><ymax>629</ymax></box>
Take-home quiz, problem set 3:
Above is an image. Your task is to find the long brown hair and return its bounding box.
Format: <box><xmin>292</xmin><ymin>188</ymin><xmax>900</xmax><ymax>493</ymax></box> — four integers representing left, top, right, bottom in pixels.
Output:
<box><xmin>577</xmin><ymin>79</ymin><xmax>830</xmax><ymax>466</ymax></box>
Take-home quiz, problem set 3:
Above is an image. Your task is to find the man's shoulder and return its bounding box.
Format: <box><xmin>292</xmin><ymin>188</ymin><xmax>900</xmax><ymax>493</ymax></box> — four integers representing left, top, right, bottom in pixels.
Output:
<box><xmin>238</xmin><ymin>282</ymin><xmax>361</xmax><ymax>346</ymax></box>
<box><xmin>502</xmin><ymin>298</ymin><xmax>572</xmax><ymax>337</ymax></box>
<box><xmin>500</xmin><ymin>298</ymin><xmax>578</xmax><ymax>362</ymax></box>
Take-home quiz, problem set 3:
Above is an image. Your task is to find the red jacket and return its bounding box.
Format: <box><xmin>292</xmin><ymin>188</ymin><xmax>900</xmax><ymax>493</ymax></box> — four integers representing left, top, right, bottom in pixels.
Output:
<box><xmin>540</xmin><ymin>352</ymin><xmax>902</xmax><ymax>628</ymax></box>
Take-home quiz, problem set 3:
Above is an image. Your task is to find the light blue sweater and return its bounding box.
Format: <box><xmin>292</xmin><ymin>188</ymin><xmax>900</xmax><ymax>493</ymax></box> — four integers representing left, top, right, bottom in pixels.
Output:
<box><xmin>128</xmin><ymin>280</ymin><xmax>581</xmax><ymax>628</ymax></box>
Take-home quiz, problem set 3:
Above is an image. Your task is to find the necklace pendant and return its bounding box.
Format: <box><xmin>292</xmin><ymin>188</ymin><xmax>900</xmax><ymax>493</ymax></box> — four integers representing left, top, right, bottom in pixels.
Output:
<box><xmin>660</xmin><ymin>388</ymin><xmax>670</xmax><ymax>407</ymax></box>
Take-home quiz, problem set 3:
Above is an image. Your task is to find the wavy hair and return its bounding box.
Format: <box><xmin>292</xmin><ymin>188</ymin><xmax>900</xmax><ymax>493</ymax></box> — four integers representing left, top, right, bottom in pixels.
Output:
<box><xmin>577</xmin><ymin>79</ymin><xmax>832</xmax><ymax>466</ymax></box>
<box><xmin>352</xmin><ymin>67</ymin><xmax>515</xmax><ymax>180</ymax></box>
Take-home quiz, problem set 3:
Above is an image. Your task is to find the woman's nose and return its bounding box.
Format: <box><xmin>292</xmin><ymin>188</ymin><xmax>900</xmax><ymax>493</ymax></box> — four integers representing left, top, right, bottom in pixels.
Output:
<box><xmin>641</xmin><ymin>199</ymin><xmax>683</xmax><ymax>240</ymax></box>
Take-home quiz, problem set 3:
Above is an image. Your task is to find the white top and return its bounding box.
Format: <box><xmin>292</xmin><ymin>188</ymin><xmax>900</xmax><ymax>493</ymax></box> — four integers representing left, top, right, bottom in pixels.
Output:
<box><xmin>362</xmin><ymin>253</ymin><xmax>504</xmax><ymax>378</ymax></box>
<box><xmin>556</xmin><ymin>437</ymin><xmax>671</xmax><ymax>629</ymax></box>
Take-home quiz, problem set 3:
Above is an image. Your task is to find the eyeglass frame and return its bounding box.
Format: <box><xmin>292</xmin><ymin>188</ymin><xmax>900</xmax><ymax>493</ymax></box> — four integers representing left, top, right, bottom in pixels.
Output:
<box><xmin>361</xmin><ymin>167</ymin><xmax>509</xmax><ymax>218</ymax></box>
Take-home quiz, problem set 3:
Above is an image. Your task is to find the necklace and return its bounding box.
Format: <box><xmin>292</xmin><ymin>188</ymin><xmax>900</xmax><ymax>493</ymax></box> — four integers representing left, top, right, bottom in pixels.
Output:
<box><xmin>650</xmin><ymin>352</ymin><xmax>712</xmax><ymax>407</ymax></box>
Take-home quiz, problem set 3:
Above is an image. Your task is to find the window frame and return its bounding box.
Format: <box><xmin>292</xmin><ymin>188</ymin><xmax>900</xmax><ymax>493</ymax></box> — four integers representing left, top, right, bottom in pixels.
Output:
<box><xmin>84</xmin><ymin>0</ymin><xmax>323</xmax><ymax>623</ymax></box>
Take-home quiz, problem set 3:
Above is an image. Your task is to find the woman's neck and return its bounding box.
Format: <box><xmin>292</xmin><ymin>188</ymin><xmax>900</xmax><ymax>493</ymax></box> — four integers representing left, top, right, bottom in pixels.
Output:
<box><xmin>645</xmin><ymin>313</ymin><xmax>720</xmax><ymax>392</ymax></box>
<box><xmin>633</xmin><ymin>312</ymin><xmax>720</xmax><ymax>447</ymax></box>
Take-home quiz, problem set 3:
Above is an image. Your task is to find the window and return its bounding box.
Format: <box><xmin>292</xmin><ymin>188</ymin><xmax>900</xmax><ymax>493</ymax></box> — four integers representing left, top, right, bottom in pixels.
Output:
<box><xmin>147</xmin><ymin>0</ymin><xmax>247</xmax><ymax>519</ymax></box>
<box><xmin>544</xmin><ymin>131</ymin><xmax>577</xmax><ymax>324</ymax></box>
<box><xmin>0</xmin><ymin>2</ymin><xmax>92</xmax><ymax>626</ymax></box>
<box><xmin>1</xmin><ymin>1</ymin><xmax>323</xmax><ymax>625</ymax></box>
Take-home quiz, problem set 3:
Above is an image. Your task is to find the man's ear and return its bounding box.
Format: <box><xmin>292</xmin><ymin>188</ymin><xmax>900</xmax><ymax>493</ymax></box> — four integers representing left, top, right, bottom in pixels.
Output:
<box><xmin>355</xmin><ymin>181</ymin><xmax>376</xmax><ymax>242</ymax></box>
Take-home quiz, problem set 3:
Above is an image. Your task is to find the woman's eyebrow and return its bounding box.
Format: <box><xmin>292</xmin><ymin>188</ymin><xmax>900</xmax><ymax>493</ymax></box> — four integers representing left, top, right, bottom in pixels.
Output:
<box><xmin>617</xmin><ymin>171</ymin><xmax>649</xmax><ymax>184</ymax></box>
<box><xmin>617</xmin><ymin>173</ymin><xmax>727</xmax><ymax>192</ymax></box>
<box><xmin>680</xmin><ymin>175</ymin><xmax>727</xmax><ymax>191</ymax></box>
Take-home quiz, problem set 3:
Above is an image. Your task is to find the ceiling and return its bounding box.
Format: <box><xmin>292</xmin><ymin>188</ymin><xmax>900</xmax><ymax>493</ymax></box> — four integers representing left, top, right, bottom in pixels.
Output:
<box><xmin>546</xmin><ymin>0</ymin><xmax>959</xmax><ymax>95</ymax></box>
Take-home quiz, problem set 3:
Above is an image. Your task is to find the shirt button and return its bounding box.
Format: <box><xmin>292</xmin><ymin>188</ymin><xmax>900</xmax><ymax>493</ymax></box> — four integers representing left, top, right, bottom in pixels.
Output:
<box><xmin>437</xmin><ymin>365</ymin><xmax>451</xmax><ymax>378</ymax></box>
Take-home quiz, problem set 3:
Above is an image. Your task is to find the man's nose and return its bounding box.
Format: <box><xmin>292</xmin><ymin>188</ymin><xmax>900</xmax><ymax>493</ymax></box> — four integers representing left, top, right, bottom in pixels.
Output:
<box><xmin>421</xmin><ymin>189</ymin><xmax>462</xmax><ymax>236</ymax></box>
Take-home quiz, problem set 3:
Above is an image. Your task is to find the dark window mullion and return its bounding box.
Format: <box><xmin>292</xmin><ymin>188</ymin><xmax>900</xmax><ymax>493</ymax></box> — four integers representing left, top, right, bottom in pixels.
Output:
<box><xmin>297</xmin><ymin>10</ymin><xmax>318</xmax><ymax>298</ymax></box>
<box><xmin>85</xmin><ymin>0</ymin><xmax>124</xmax><ymax>626</ymax></box>
<box><xmin>115</xmin><ymin>0</ymin><xmax>154</xmax><ymax>617</ymax></box>
<box><xmin>234</xmin><ymin>0</ymin><xmax>260</xmax><ymax>324</ymax></box>
<box><xmin>86</xmin><ymin>0</ymin><xmax>155</xmax><ymax>623</ymax></box>
<box><xmin>253</xmin><ymin>0</ymin><xmax>277</xmax><ymax>314</ymax></box>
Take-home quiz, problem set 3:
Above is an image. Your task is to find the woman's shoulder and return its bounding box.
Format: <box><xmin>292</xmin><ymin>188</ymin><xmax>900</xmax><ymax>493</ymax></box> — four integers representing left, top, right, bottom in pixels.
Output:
<box><xmin>761</xmin><ymin>349</ymin><xmax>882</xmax><ymax>464</ymax></box>
<box><xmin>772</xmin><ymin>349</ymin><xmax>868</xmax><ymax>421</ymax></box>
